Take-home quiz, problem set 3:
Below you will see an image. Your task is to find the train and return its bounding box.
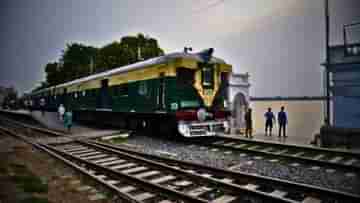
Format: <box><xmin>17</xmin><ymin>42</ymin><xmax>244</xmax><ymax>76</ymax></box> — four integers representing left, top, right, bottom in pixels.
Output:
<box><xmin>27</xmin><ymin>48</ymin><xmax>232</xmax><ymax>137</ymax></box>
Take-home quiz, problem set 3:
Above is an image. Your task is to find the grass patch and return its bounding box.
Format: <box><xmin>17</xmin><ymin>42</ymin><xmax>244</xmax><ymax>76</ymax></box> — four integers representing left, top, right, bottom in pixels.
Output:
<box><xmin>0</xmin><ymin>165</ymin><xmax>8</xmax><ymax>174</ymax></box>
<box><xmin>109</xmin><ymin>136</ymin><xmax>127</xmax><ymax>144</ymax></box>
<box><xmin>9</xmin><ymin>163</ymin><xmax>48</xmax><ymax>194</ymax></box>
<box><xmin>20</xmin><ymin>196</ymin><xmax>50</xmax><ymax>203</ymax></box>
<box><xmin>12</xmin><ymin>175</ymin><xmax>48</xmax><ymax>193</ymax></box>
<box><xmin>10</xmin><ymin>163</ymin><xmax>27</xmax><ymax>173</ymax></box>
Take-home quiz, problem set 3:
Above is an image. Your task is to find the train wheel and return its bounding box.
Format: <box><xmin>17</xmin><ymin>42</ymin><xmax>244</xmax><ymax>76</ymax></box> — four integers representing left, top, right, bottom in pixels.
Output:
<box><xmin>118</xmin><ymin>117</ymin><xmax>127</xmax><ymax>129</ymax></box>
<box><xmin>159</xmin><ymin>119</ymin><xmax>175</xmax><ymax>137</ymax></box>
<box><xmin>129</xmin><ymin>118</ymin><xmax>138</xmax><ymax>130</ymax></box>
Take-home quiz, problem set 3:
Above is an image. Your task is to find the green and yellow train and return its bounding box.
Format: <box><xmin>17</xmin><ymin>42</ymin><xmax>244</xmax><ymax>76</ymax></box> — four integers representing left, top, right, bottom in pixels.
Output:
<box><xmin>29</xmin><ymin>49</ymin><xmax>232</xmax><ymax>137</ymax></box>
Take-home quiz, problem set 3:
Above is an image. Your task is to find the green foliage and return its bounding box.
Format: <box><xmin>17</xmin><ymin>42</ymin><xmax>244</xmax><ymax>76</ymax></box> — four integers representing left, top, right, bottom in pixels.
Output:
<box><xmin>21</xmin><ymin>197</ymin><xmax>50</xmax><ymax>203</ymax></box>
<box><xmin>95</xmin><ymin>33</ymin><xmax>164</xmax><ymax>73</ymax></box>
<box><xmin>43</xmin><ymin>33</ymin><xmax>164</xmax><ymax>87</ymax></box>
<box><xmin>107</xmin><ymin>136</ymin><xmax>128</xmax><ymax>144</ymax></box>
<box><xmin>61</xmin><ymin>43</ymin><xmax>98</xmax><ymax>82</ymax></box>
<box><xmin>95</xmin><ymin>41</ymin><xmax>125</xmax><ymax>72</ymax></box>
<box><xmin>45</xmin><ymin>62</ymin><xmax>61</xmax><ymax>86</ymax></box>
<box><xmin>12</xmin><ymin>175</ymin><xmax>48</xmax><ymax>193</ymax></box>
<box><xmin>9</xmin><ymin>163</ymin><xmax>48</xmax><ymax>194</ymax></box>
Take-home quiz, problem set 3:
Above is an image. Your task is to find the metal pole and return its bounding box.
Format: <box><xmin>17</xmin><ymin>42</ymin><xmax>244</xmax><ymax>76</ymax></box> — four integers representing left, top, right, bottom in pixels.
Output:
<box><xmin>343</xmin><ymin>26</ymin><xmax>348</xmax><ymax>56</ymax></box>
<box><xmin>325</xmin><ymin>0</ymin><xmax>330</xmax><ymax>125</ymax></box>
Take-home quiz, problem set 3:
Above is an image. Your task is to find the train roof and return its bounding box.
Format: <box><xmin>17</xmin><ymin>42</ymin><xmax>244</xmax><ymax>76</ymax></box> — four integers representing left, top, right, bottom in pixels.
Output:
<box><xmin>31</xmin><ymin>51</ymin><xmax>228</xmax><ymax>95</ymax></box>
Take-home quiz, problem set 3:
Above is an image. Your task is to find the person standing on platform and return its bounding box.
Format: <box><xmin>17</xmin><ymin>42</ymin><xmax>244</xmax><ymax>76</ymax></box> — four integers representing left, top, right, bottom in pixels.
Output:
<box><xmin>264</xmin><ymin>107</ymin><xmax>275</xmax><ymax>136</ymax></box>
<box><xmin>24</xmin><ymin>100</ymin><xmax>28</xmax><ymax>111</ymax></box>
<box><xmin>40</xmin><ymin>98</ymin><xmax>46</xmax><ymax>116</ymax></box>
<box><xmin>64</xmin><ymin>109</ymin><xmax>73</xmax><ymax>133</ymax></box>
<box><xmin>29</xmin><ymin>100</ymin><xmax>33</xmax><ymax>112</ymax></box>
<box><xmin>278</xmin><ymin>106</ymin><xmax>288</xmax><ymax>137</ymax></box>
<box><xmin>58</xmin><ymin>104</ymin><xmax>65</xmax><ymax>121</ymax></box>
<box><xmin>244</xmin><ymin>108</ymin><xmax>253</xmax><ymax>138</ymax></box>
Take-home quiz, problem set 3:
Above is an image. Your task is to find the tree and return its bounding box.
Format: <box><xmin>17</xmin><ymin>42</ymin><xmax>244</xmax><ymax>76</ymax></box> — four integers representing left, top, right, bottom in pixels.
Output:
<box><xmin>61</xmin><ymin>43</ymin><xmax>98</xmax><ymax>81</ymax></box>
<box><xmin>95</xmin><ymin>42</ymin><xmax>126</xmax><ymax>73</ymax></box>
<box><xmin>119</xmin><ymin>33</ymin><xmax>164</xmax><ymax>63</ymax></box>
<box><xmin>95</xmin><ymin>33</ymin><xmax>164</xmax><ymax>72</ymax></box>
<box><xmin>45</xmin><ymin>62</ymin><xmax>62</xmax><ymax>86</ymax></box>
<box><xmin>43</xmin><ymin>33</ymin><xmax>164</xmax><ymax>86</ymax></box>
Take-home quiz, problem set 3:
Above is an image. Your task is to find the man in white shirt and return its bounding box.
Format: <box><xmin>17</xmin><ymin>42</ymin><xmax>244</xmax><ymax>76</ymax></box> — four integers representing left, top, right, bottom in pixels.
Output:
<box><xmin>58</xmin><ymin>104</ymin><xmax>65</xmax><ymax>121</ymax></box>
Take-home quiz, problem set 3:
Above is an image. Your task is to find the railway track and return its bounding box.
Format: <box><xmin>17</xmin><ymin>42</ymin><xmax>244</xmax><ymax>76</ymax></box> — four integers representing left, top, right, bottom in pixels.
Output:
<box><xmin>0</xmin><ymin>121</ymin><xmax>285</xmax><ymax>203</ymax></box>
<box><xmin>181</xmin><ymin>135</ymin><xmax>360</xmax><ymax>173</ymax></box>
<box><xmin>86</xmin><ymin>140</ymin><xmax>360</xmax><ymax>202</ymax></box>
<box><xmin>1</xmin><ymin>117</ymin><xmax>359</xmax><ymax>202</ymax></box>
<box><xmin>0</xmin><ymin>122</ymin><xmax>268</xmax><ymax>203</ymax></box>
<box><xmin>47</xmin><ymin>141</ymin><xmax>287</xmax><ymax>203</ymax></box>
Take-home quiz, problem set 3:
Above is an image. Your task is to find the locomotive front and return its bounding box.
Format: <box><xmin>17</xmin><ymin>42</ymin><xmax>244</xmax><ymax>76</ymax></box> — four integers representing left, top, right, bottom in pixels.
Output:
<box><xmin>172</xmin><ymin>49</ymin><xmax>232</xmax><ymax>137</ymax></box>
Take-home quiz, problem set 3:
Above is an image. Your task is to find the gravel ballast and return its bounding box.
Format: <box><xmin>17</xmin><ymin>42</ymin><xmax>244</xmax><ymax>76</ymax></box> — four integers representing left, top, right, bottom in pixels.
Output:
<box><xmin>120</xmin><ymin>134</ymin><xmax>360</xmax><ymax>194</ymax></box>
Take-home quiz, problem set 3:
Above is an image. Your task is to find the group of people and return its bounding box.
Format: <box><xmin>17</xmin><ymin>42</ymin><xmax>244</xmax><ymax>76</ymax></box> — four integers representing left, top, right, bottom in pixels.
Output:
<box><xmin>58</xmin><ymin>104</ymin><xmax>73</xmax><ymax>132</ymax></box>
<box><xmin>244</xmin><ymin>106</ymin><xmax>288</xmax><ymax>138</ymax></box>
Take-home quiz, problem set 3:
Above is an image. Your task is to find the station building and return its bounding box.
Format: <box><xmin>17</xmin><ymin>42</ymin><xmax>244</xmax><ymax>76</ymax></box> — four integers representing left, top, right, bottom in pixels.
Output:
<box><xmin>323</xmin><ymin>43</ymin><xmax>360</xmax><ymax>129</ymax></box>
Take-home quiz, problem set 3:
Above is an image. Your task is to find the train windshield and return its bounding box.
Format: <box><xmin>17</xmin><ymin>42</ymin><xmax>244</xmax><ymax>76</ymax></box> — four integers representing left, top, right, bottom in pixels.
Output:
<box><xmin>200</xmin><ymin>63</ymin><xmax>214</xmax><ymax>89</ymax></box>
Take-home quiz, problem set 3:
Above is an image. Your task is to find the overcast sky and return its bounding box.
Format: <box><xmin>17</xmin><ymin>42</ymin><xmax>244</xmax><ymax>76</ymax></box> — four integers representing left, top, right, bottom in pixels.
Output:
<box><xmin>0</xmin><ymin>0</ymin><xmax>359</xmax><ymax>96</ymax></box>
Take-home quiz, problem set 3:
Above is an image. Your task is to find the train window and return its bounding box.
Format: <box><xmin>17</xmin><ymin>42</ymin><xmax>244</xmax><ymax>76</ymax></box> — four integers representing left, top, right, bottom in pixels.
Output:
<box><xmin>74</xmin><ymin>92</ymin><xmax>78</xmax><ymax>99</ymax></box>
<box><xmin>118</xmin><ymin>84</ymin><xmax>128</xmax><ymax>96</ymax></box>
<box><xmin>177</xmin><ymin>68</ymin><xmax>195</xmax><ymax>87</ymax></box>
<box><xmin>201</xmin><ymin>64</ymin><xmax>214</xmax><ymax>88</ymax></box>
<box><xmin>89</xmin><ymin>90</ymin><xmax>93</xmax><ymax>96</ymax></box>
<box><xmin>138</xmin><ymin>82</ymin><xmax>148</xmax><ymax>96</ymax></box>
<box><xmin>82</xmin><ymin>91</ymin><xmax>86</xmax><ymax>97</ymax></box>
<box><xmin>220</xmin><ymin>72</ymin><xmax>229</xmax><ymax>86</ymax></box>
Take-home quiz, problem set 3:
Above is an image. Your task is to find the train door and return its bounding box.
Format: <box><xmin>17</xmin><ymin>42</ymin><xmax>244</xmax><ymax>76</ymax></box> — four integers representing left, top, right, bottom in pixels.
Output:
<box><xmin>158</xmin><ymin>73</ymin><xmax>165</xmax><ymax>110</ymax></box>
<box><xmin>98</xmin><ymin>79</ymin><xmax>110</xmax><ymax>109</ymax></box>
<box><xmin>62</xmin><ymin>88</ymin><xmax>68</xmax><ymax>109</ymax></box>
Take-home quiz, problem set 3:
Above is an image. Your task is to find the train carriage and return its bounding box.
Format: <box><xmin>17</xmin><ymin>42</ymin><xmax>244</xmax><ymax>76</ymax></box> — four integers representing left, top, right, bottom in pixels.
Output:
<box><xmin>30</xmin><ymin>49</ymin><xmax>232</xmax><ymax>137</ymax></box>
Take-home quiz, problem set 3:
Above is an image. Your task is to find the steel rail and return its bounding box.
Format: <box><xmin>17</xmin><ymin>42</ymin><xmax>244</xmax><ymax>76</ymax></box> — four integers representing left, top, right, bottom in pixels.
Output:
<box><xmin>43</xmin><ymin>143</ymin><xmax>209</xmax><ymax>203</ymax></box>
<box><xmin>1</xmin><ymin>120</ymin><xmax>288</xmax><ymax>202</ymax></box>
<box><xmin>2</xmin><ymin>116</ymin><xmax>360</xmax><ymax>202</ymax></box>
<box><xmin>91</xmin><ymin>140</ymin><xmax>360</xmax><ymax>202</ymax></box>
<box><xmin>0</xmin><ymin>126</ymin><xmax>141</xmax><ymax>203</ymax></box>
<box><xmin>183</xmin><ymin>135</ymin><xmax>360</xmax><ymax>172</ymax></box>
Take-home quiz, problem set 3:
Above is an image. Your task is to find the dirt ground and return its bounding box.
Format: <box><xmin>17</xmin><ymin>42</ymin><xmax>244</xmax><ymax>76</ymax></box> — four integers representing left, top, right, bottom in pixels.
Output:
<box><xmin>0</xmin><ymin>133</ymin><xmax>117</xmax><ymax>203</ymax></box>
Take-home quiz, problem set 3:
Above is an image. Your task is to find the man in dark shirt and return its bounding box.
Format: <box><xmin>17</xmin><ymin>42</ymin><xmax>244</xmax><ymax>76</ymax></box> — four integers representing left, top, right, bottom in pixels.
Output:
<box><xmin>244</xmin><ymin>108</ymin><xmax>253</xmax><ymax>138</ymax></box>
<box><xmin>278</xmin><ymin>106</ymin><xmax>288</xmax><ymax>137</ymax></box>
<box><xmin>264</xmin><ymin>107</ymin><xmax>275</xmax><ymax>136</ymax></box>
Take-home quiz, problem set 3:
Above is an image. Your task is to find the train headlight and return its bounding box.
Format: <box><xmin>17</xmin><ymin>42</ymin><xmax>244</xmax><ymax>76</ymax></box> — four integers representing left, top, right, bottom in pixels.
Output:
<box><xmin>223</xmin><ymin>120</ymin><xmax>230</xmax><ymax>133</ymax></box>
<box><xmin>224</xmin><ymin>100</ymin><xmax>229</xmax><ymax>108</ymax></box>
<box><xmin>197</xmin><ymin>108</ymin><xmax>207</xmax><ymax>122</ymax></box>
<box><xmin>178</xmin><ymin>122</ymin><xmax>190</xmax><ymax>137</ymax></box>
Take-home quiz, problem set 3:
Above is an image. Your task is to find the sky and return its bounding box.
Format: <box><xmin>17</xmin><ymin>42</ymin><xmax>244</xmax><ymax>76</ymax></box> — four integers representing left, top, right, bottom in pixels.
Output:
<box><xmin>0</xmin><ymin>0</ymin><xmax>359</xmax><ymax>97</ymax></box>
